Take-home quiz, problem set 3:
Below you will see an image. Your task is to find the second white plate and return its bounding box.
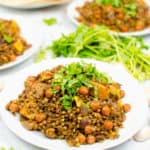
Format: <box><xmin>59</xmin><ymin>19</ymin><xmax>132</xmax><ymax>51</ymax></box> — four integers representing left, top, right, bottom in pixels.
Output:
<box><xmin>0</xmin><ymin>16</ymin><xmax>39</xmax><ymax>70</ymax></box>
<box><xmin>67</xmin><ymin>0</ymin><xmax>150</xmax><ymax>37</ymax></box>
<box><xmin>0</xmin><ymin>0</ymin><xmax>72</xmax><ymax>9</ymax></box>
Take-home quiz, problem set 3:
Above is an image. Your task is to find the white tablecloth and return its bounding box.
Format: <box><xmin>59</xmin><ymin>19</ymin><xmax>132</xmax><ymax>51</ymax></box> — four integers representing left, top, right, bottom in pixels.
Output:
<box><xmin>0</xmin><ymin>3</ymin><xmax>150</xmax><ymax>150</ymax></box>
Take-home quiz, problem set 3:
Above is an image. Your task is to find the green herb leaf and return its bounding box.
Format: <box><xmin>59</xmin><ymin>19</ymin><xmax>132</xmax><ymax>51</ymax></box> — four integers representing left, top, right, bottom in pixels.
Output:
<box><xmin>124</xmin><ymin>3</ymin><xmax>137</xmax><ymax>17</ymax></box>
<box><xmin>3</xmin><ymin>35</ymin><xmax>13</xmax><ymax>43</ymax></box>
<box><xmin>43</xmin><ymin>18</ymin><xmax>57</xmax><ymax>26</ymax></box>
<box><xmin>50</xmin><ymin>24</ymin><xmax>150</xmax><ymax>81</ymax></box>
<box><xmin>97</xmin><ymin>0</ymin><xmax>122</xmax><ymax>7</ymax></box>
<box><xmin>34</xmin><ymin>47</ymin><xmax>46</xmax><ymax>63</ymax></box>
<box><xmin>137</xmin><ymin>36</ymin><xmax>149</xmax><ymax>49</ymax></box>
<box><xmin>0</xmin><ymin>24</ymin><xmax>5</xmax><ymax>31</ymax></box>
<box><xmin>61</xmin><ymin>95</ymin><xmax>72</xmax><ymax>110</ymax></box>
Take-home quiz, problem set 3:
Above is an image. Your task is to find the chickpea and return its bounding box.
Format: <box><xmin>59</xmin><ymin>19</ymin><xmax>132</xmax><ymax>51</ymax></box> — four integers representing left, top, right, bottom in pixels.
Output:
<box><xmin>84</xmin><ymin>125</ymin><xmax>93</xmax><ymax>134</ymax></box>
<box><xmin>90</xmin><ymin>101</ymin><xmax>100</xmax><ymax>111</ymax></box>
<box><xmin>123</xmin><ymin>104</ymin><xmax>131</xmax><ymax>113</ymax></box>
<box><xmin>35</xmin><ymin>113</ymin><xmax>46</xmax><ymax>123</ymax></box>
<box><xmin>45</xmin><ymin>89</ymin><xmax>53</xmax><ymax>98</ymax></box>
<box><xmin>104</xmin><ymin>120</ymin><xmax>113</xmax><ymax>130</ymax></box>
<box><xmin>21</xmin><ymin>121</ymin><xmax>35</xmax><ymax>130</ymax></box>
<box><xmin>79</xmin><ymin>86</ymin><xmax>89</xmax><ymax>95</ymax></box>
<box><xmin>45</xmin><ymin>128</ymin><xmax>56</xmax><ymax>138</ymax></box>
<box><xmin>8</xmin><ymin>103</ymin><xmax>19</xmax><ymax>113</ymax></box>
<box><xmin>78</xmin><ymin>133</ymin><xmax>86</xmax><ymax>144</ymax></box>
<box><xmin>87</xmin><ymin>135</ymin><xmax>96</xmax><ymax>144</ymax></box>
<box><xmin>102</xmin><ymin>106</ymin><xmax>111</xmax><ymax>116</ymax></box>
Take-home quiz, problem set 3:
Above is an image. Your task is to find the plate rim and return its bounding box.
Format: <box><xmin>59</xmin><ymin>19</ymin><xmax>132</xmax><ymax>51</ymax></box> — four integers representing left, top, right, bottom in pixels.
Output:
<box><xmin>0</xmin><ymin>58</ymin><xmax>148</xmax><ymax>149</ymax></box>
<box><xmin>0</xmin><ymin>46</ymin><xmax>38</xmax><ymax>70</ymax></box>
<box><xmin>67</xmin><ymin>0</ymin><xmax>150</xmax><ymax>37</ymax></box>
<box><xmin>0</xmin><ymin>0</ymin><xmax>72</xmax><ymax>9</ymax></box>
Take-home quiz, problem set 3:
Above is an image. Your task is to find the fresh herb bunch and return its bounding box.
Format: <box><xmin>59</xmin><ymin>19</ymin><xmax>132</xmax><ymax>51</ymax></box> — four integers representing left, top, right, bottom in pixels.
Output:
<box><xmin>51</xmin><ymin>62</ymin><xmax>113</xmax><ymax>110</ymax></box>
<box><xmin>50</xmin><ymin>24</ymin><xmax>150</xmax><ymax>81</ymax></box>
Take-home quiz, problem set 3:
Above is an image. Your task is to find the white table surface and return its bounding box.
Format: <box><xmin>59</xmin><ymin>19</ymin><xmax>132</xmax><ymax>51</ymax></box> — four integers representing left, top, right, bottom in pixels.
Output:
<box><xmin>0</xmin><ymin>2</ymin><xmax>150</xmax><ymax>150</ymax></box>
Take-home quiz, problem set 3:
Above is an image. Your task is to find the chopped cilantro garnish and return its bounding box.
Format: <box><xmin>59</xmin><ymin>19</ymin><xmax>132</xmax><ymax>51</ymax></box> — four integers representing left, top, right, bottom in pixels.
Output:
<box><xmin>3</xmin><ymin>35</ymin><xmax>13</xmax><ymax>43</ymax></box>
<box><xmin>0</xmin><ymin>24</ymin><xmax>5</xmax><ymax>31</ymax></box>
<box><xmin>124</xmin><ymin>3</ymin><xmax>137</xmax><ymax>17</ymax></box>
<box><xmin>51</xmin><ymin>62</ymin><xmax>113</xmax><ymax>110</ymax></box>
<box><xmin>34</xmin><ymin>47</ymin><xmax>47</xmax><ymax>63</ymax></box>
<box><xmin>43</xmin><ymin>18</ymin><xmax>57</xmax><ymax>26</ymax></box>
<box><xmin>97</xmin><ymin>0</ymin><xmax>122</xmax><ymax>7</ymax></box>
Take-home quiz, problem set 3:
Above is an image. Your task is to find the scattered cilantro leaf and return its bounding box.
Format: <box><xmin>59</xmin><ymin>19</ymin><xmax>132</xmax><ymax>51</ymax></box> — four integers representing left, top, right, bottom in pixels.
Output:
<box><xmin>43</xmin><ymin>18</ymin><xmax>57</xmax><ymax>26</ymax></box>
<box><xmin>97</xmin><ymin>0</ymin><xmax>122</xmax><ymax>7</ymax></box>
<box><xmin>124</xmin><ymin>3</ymin><xmax>137</xmax><ymax>17</ymax></box>
<box><xmin>3</xmin><ymin>35</ymin><xmax>13</xmax><ymax>43</ymax></box>
<box><xmin>34</xmin><ymin>47</ymin><xmax>47</xmax><ymax>63</ymax></box>
<box><xmin>0</xmin><ymin>24</ymin><xmax>5</xmax><ymax>31</ymax></box>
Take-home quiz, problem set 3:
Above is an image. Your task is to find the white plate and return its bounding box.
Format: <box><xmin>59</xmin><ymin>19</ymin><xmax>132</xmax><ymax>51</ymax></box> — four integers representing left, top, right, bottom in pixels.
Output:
<box><xmin>67</xmin><ymin>0</ymin><xmax>150</xmax><ymax>36</ymax></box>
<box><xmin>0</xmin><ymin>58</ymin><xmax>148</xmax><ymax>150</ymax></box>
<box><xmin>0</xmin><ymin>16</ymin><xmax>39</xmax><ymax>70</ymax></box>
<box><xmin>0</xmin><ymin>0</ymin><xmax>71</xmax><ymax>9</ymax></box>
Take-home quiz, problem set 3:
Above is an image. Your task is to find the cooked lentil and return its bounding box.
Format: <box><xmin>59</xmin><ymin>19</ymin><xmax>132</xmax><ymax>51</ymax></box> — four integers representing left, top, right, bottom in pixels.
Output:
<box><xmin>76</xmin><ymin>0</ymin><xmax>150</xmax><ymax>32</ymax></box>
<box><xmin>6</xmin><ymin>62</ymin><xmax>131</xmax><ymax>146</ymax></box>
<box><xmin>0</xmin><ymin>19</ymin><xmax>31</xmax><ymax>66</ymax></box>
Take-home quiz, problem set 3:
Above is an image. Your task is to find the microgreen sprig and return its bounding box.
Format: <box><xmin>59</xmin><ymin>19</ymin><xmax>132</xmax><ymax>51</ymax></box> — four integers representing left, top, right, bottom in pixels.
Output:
<box><xmin>50</xmin><ymin>24</ymin><xmax>150</xmax><ymax>81</ymax></box>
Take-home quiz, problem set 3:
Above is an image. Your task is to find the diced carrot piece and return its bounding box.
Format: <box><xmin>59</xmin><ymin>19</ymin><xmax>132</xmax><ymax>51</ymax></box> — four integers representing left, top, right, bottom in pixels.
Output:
<box><xmin>9</xmin><ymin>55</ymin><xmax>16</xmax><ymax>61</ymax></box>
<box><xmin>92</xmin><ymin>82</ymin><xmax>109</xmax><ymax>99</ymax></box>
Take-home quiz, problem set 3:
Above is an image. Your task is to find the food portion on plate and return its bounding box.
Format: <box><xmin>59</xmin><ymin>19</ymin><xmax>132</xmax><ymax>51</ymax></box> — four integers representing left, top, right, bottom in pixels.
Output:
<box><xmin>0</xmin><ymin>19</ymin><xmax>31</xmax><ymax>66</ymax></box>
<box><xmin>6</xmin><ymin>62</ymin><xmax>131</xmax><ymax>147</ymax></box>
<box><xmin>75</xmin><ymin>0</ymin><xmax>150</xmax><ymax>33</ymax></box>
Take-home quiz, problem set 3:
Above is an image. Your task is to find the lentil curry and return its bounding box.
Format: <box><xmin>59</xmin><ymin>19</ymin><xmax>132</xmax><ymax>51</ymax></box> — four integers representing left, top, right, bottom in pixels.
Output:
<box><xmin>76</xmin><ymin>0</ymin><xmax>150</xmax><ymax>32</ymax></box>
<box><xmin>6</xmin><ymin>62</ymin><xmax>131</xmax><ymax>146</ymax></box>
<box><xmin>0</xmin><ymin>19</ymin><xmax>31</xmax><ymax>66</ymax></box>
